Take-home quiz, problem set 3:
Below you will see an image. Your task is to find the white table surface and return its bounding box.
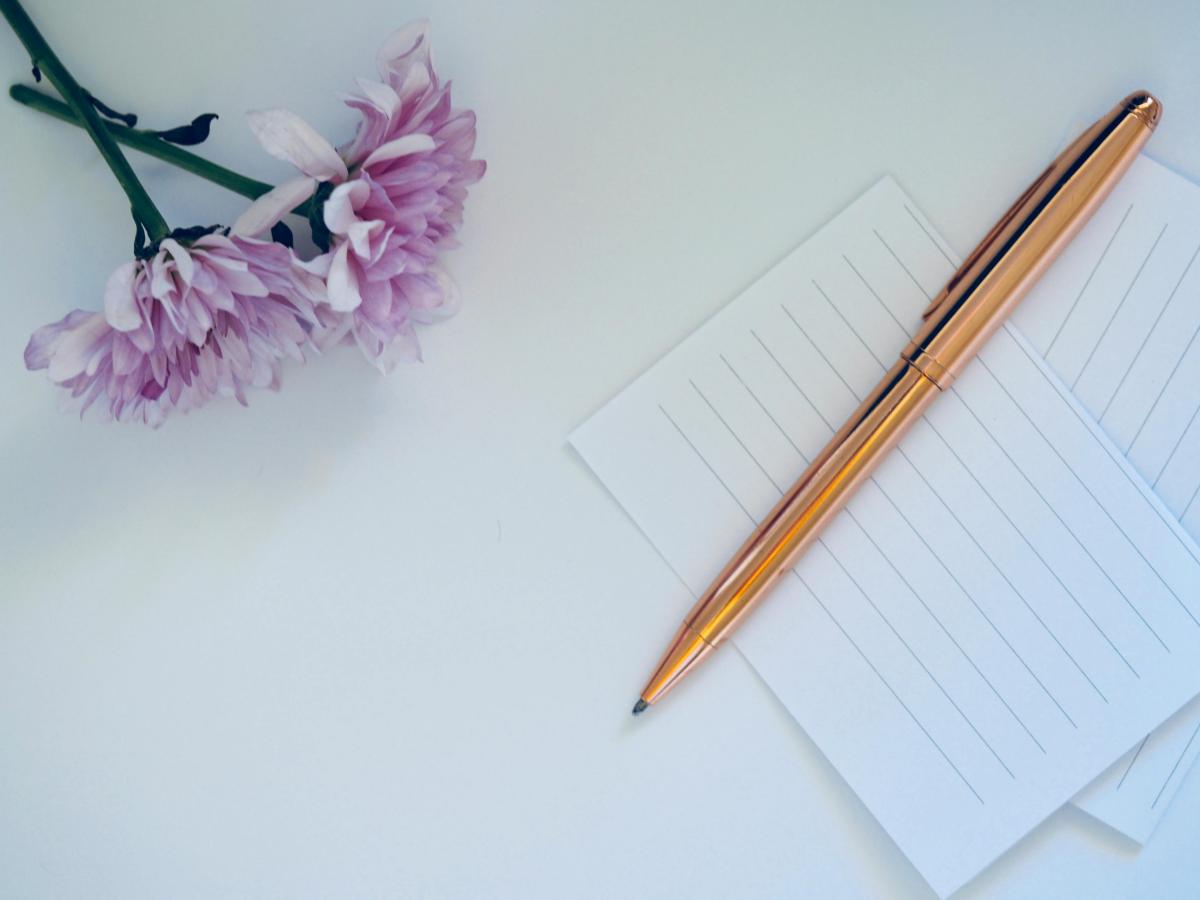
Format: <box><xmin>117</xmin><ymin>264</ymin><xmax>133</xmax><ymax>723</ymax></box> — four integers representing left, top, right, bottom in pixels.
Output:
<box><xmin>3</xmin><ymin>1</ymin><xmax>1199</xmax><ymax>897</ymax></box>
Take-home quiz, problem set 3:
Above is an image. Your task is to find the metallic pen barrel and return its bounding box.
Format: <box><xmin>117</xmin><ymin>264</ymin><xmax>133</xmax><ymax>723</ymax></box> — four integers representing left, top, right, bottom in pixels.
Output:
<box><xmin>905</xmin><ymin>91</ymin><xmax>1162</xmax><ymax>389</ymax></box>
<box><xmin>638</xmin><ymin>359</ymin><xmax>940</xmax><ymax>706</ymax></box>
<box><xmin>635</xmin><ymin>90</ymin><xmax>1160</xmax><ymax>713</ymax></box>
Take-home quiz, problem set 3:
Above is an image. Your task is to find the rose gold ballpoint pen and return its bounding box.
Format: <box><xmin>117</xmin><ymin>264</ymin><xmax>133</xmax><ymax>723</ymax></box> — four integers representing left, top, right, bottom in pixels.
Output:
<box><xmin>632</xmin><ymin>90</ymin><xmax>1162</xmax><ymax>716</ymax></box>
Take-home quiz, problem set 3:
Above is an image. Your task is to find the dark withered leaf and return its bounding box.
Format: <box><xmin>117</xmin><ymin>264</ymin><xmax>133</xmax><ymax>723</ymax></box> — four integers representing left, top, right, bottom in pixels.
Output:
<box><xmin>270</xmin><ymin>221</ymin><xmax>294</xmax><ymax>248</ymax></box>
<box><xmin>88</xmin><ymin>93</ymin><xmax>138</xmax><ymax>127</ymax></box>
<box><xmin>152</xmin><ymin>113</ymin><xmax>219</xmax><ymax>146</ymax></box>
<box><xmin>308</xmin><ymin>181</ymin><xmax>334</xmax><ymax>252</ymax></box>
<box><xmin>132</xmin><ymin>212</ymin><xmax>148</xmax><ymax>258</ymax></box>
<box><xmin>168</xmin><ymin>224</ymin><xmax>222</xmax><ymax>243</ymax></box>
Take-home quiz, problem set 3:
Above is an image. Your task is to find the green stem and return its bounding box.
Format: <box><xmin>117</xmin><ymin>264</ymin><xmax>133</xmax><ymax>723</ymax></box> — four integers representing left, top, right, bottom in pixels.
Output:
<box><xmin>0</xmin><ymin>0</ymin><xmax>171</xmax><ymax>241</ymax></box>
<box><xmin>10</xmin><ymin>85</ymin><xmax>314</xmax><ymax>218</ymax></box>
<box><xmin>11</xmin><ymin>84</ymin><xmax>272</xmax><ymax>201</ymax></box>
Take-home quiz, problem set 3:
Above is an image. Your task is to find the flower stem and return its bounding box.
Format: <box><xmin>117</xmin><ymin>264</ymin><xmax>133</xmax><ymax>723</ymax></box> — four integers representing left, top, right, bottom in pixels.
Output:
<box><xmin>10</xmin><ymin>85</ymin><xmax>274</xmax><ymax>201</ymax></box>
<box><xmin>9</xmin><ymin>85</ymin><xmax>315</xmax><ymax>218</ymax></box>
<box><xmin>0</xmin><ymin>0</ymin><xmax>171</xmax><ymax>241</ymax></box>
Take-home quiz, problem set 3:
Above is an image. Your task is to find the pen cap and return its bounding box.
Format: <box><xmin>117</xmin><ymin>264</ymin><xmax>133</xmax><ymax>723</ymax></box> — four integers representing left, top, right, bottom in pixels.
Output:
<box><xmin>903</xmin><ymin>91</ymin><xmax>1161</xmax><ymax>388</ymax></box>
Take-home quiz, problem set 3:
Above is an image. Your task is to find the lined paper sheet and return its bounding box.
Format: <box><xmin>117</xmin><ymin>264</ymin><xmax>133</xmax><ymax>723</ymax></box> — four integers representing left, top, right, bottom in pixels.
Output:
<box><xmin>1013</xmin><ymin>154</ymin><xmax>1200</xmax><ymax>843</ymax></box>
<box><xmin>571</xmin><ymin>177</ymin><xmax>1200</xmax><ymax>898</ymax></box>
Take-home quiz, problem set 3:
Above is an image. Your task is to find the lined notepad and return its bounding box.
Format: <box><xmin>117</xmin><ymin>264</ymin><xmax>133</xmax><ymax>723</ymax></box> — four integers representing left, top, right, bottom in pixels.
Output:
<box><xmin>1013</xmin><ymin>154</ymin><xmax>1200</xmax><ymax>843</ymax></box>
<box><xmin>571</xmin><ymin>177</ymin><xmax>1200</xmax><ymax>897</ymax></box>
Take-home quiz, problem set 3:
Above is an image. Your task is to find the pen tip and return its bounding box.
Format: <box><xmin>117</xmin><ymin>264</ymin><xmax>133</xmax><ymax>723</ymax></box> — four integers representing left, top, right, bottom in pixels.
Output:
<box><xmin>632</xmin><ymin>699</ymin><xmax>649</xmax><ymax>716</ymax></box>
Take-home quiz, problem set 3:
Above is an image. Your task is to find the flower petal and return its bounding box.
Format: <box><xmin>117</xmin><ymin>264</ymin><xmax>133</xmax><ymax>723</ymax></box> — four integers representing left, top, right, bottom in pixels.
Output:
<box><xmin>160</xmin><ymin>239</ymin><xmax>195</xmax><ymax>287</ymax></box>
<box><xmin>103</xmin><ymin>261</ymin><xmax>142</xmax><ymax>331</ymax></box>
<box><xmin>245</xmin><ymin>109</ymin><xmax>348</xmax><ymax>181</ymax></box>
<box><xmin>324</xmin><ymin>180</ymin><xmax>371</xmax><ymax>235</ymax></box>
<box><xmin>394</xmin><ymin>61</ymin><xmax>431</xmax><ymax>103</ymax></box>
<box><xmin>361</xmin><ymin>133</ymin><xmax>436</xmax><ymax>170</ymax></box>
<box><xmin>326</xmin><ymin>242</ymin><xmax>363</xmax><ymax>311</ymax></box>
<box><xmin>355</xmin><ymin>78</ymin><xmax>402</xmax><ymax>118</ymax></box>
<box><xmin>46</xmin><ymin>312</ymin><xmax>110</xmax><ymax>382</ymax></box>
<box><xmin>346</xmin><ymin>219</ymin><xmax>383</xmax><ymax>259</ymax></box>
<box><xmin>231</xmin><ymin>175</ymin><xmax>319</xmax><ymax>237</ymax></box>
<box><xmin>376</xmin><ymin>20</ymin><xmax>429</xmax><ymax>76</ymax></box>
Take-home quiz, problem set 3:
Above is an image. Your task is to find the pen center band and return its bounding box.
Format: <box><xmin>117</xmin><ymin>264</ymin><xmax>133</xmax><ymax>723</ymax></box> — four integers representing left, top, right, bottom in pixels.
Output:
<box><xmin>903</xmin><ymin>349</ymin><xmax>954</xmax><ymax>390</ymax></box>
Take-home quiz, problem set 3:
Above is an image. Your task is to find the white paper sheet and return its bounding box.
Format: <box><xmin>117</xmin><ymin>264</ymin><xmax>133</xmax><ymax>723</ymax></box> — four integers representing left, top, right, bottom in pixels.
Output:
<box><xmin>1013</xmin><ymin>154</ymin><xmax>1200</xmax><ymax>843</ymax></box>
<box><xmin>570</xmin><ymin>176</ymin><xmax>1200</xmax><ymax>897</ymax></box>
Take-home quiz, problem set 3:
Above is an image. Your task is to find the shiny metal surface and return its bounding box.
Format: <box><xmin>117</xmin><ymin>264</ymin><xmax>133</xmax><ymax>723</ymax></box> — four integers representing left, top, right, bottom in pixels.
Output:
<box><xmin>637</xmin><ymin>91</ymin><xmax>1160</xmax><ymax>711</ymax></box>
<box><xmin>904</xmin><ymin>91</ymin><xmax>1160</xmax><ymax>387</ymax></box>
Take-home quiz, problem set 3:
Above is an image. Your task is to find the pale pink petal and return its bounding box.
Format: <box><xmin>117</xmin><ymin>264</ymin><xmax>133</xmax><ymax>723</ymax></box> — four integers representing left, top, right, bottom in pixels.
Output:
<box><xmin>296</xmin><ymin>251</ymin><xmax>333</xmax><ymax>278</ymax></box>
<box><xmin>428</xmin><ymin>266</ymin><xmax>461</xmax><ymax>319</ymax></box>
<box><xmin>354</xmin><ymin>78</ymin><xmax>402</xmax><ymax>118</ymax></box>
<box><xmin>323</xmin><ymin>180</ymin><xmax>371</xmax><ymax>235</ymax></box>
<box><xmin>46</xmin><ymin>312</ymin><xmax>110</xmax><ymax>382</ymax></box>
<box><xmin>376</xmin><ymin>20</ymin><xmax>428</xmax><ymax>75</ymax></box>
<box><xmin>361</xmin><ymin>134</ymin><xmax>436</xmax><ymax>170</ymax></box>
<box><xmin>374</xmin><ymin>324</ymin><xmax>422</xmax><ymax>372</ymax></box>
<box><xmin>103</xmin><ymin>261</ymin><xmax>141</xmax><ymax>331</ymax></box>
<box><xmin>394</xmin><ymin>62</ymin><xmax>431</xmax><ymax>103</ymax></box>
<box><xmin>245</xmin><ymin>109</ymin><xmax>348</xmax><ymax>181</ymax></box>
<box><xmin>160</xmin><ymin>239</ymin><xmax>196</xmax><ymax>286</ymax></box>
<box><xmin>346</xmin><ymin>219</ymin><xmax>383</xmax><ymax>259</ymax></box>
<box><xmin>231</xmin><ymin>175</ymin><xmax>319</xmax><ymax>237</ymax></box>
<box><xmin>326</xmin><ymin>242</ymin><xmax>363</xmax><ymax>311</ymax></box>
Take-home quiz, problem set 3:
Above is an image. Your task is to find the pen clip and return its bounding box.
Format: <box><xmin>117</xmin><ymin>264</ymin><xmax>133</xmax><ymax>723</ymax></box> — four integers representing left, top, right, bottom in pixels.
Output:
<box><xmin>921</xmin><ymin>288</ymin><xmax>951</xmax><ymax>320</ymax></box>
<box><xmin>922</xmin><ymin>162</ymin><xmax>1056</xmax><ymax>321</ymax></box>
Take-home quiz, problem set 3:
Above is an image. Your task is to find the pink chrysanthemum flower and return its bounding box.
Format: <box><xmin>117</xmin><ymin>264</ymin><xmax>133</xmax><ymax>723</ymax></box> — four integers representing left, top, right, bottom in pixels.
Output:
<box><xmin>233</xmin><ymin>20</ymin><xmax>485</xmax><ymax>372</ymax></box>
<box><xmin>24</xmin><ymin>234</ymin><xmax>326</xmax><ymax>426</ymax></box>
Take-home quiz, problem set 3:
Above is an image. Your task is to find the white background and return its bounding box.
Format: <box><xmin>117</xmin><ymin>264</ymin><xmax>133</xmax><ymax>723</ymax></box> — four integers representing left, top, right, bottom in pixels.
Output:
<box><xmin>2</xmin><ymin>1</ymin><xmax>1198</xmax><ymax>897</ymax></box>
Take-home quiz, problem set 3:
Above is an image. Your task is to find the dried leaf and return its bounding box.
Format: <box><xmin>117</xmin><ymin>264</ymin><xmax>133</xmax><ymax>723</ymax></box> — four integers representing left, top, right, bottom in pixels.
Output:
<box><xmin>152</xmin><ymin>113</ymin><xmax>219</xmax><ymax>146</ymax></box>
<box><xmin>270</xmin><ymin>220</ymin><xmax>294</xmax><ymax>248</ymax></box>
<box><xmin>308</xmin><ymin>181</ymin><xmax>334</xmax><ymax>252</ymax></box>
<box><xmin>88</xmin><ymin>93</ymin><xmax>138</xmax><ymax>127</ymax></box>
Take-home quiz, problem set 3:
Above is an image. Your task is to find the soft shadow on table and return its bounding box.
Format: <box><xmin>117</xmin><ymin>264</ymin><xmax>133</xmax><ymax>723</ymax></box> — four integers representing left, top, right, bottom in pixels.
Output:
<box><xmin>960</xmin><ymin>805</ymin><xmax>1140</xmax><ymax>900</ymax></box>
<box><xmin>1</xmin><ymin>349</ymin><xmax>396</xmax><ymax>601</ymax></box>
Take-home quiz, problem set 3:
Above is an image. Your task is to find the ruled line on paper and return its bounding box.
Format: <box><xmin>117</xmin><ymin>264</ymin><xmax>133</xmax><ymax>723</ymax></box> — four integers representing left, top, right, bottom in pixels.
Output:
<box><xmin>1152</xmin><ymin>720</ymin><xmax>1200</xmax><ymax>809</ymax></box>
<box><xmin>875</xmin><ymin>228</ymin><xmax>934</xmax><ymax>301</ymax></box>
<box><xmin>1006</xmin><ymin>334</ymin><xmax>1200</xmax><ymax>568</ymax></box>
<box><xmin>1099</xmin><ymin>241</ymin><xmax>1200</xmax><ymax>421</ymax></box>
<box><xmin>892</xmin><ymin>439</ymin><xmax>1104</xmax><ymax>709</ymax></box>
<box><xmin>844</xmin><ymin>253</ymin><xmax>911</xmax><ymax>333</ymax></box>
<box><xmin>811</xmin><ymin>279</ymin><xmax>889</xmax><ymax>370</ymax></box>
<box><xmin>1116</xmin><ymin>737</ymin><xmax>1148</xmax><ymax>790</ymax></box>
<box><xmin>1153</xmin><ymin>405</ymin><xmax>1200</xmax><ymax>488</ymax></box>
<box><xmin>1126</xmin><ymin>315</ymin><xmax>1200</xmax><ymax>455</ymax></box>
<box><xmin>973</xmin><ymin>353</ymin><xmax>1200</xmax><ymax>630</ymax></box>
<box><xmin>922</xmin><ymin>415</ymin><xmax>1125</xmax><ymax>691</ymax></box>
<box><xmin>903</xmin><ymin>203</ymin><xmax>956</xmax><ymax>269</ymax></box>
<box><xmin>797</xmin><ymin>570</ymin><xmax>988</xmax><ymax>805</ymax></box>
<box><xmin>657</xmin><ymin>404</ymin><xmax>752</xmax><ymax>520</ymax></box>
<box><xmin>1045</xmin><ymin>203</ymin><xmax>1134</xmax><ymax>357</ymax></box>
<box><xmin>950</xmin><ymin>379</ymin><xmax>1168</xmax><ymax>656</ymax></box>
<box><xmin>773</xmin><ymin>311</ymin><xmax>858</xmax><ymax>408</ymax></box>
<box><xmin>1071</xmin><ymin>223</ymin><xmax>1168</xmax><ymax>391</ymax></box>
